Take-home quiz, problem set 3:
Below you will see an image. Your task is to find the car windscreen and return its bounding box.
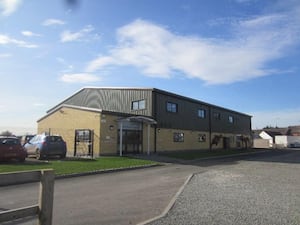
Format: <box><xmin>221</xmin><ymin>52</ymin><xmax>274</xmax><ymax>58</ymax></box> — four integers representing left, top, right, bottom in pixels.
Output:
<box><xmin>46</xmin><ymin>136</ymin><xmax>63</xmax><ymax>142</ymax></box>
<box><xmin>0</xmin><ymin>138</ymin><xmax>21</xmax><ymax>145</ymax></box>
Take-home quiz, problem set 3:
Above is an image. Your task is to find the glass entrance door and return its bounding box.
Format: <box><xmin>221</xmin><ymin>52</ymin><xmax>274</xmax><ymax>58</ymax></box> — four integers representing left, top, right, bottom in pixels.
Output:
<box><xmin>118</xmin><ymin>130</ymin><xmax>142</xmax><ymax>154</ymax></box>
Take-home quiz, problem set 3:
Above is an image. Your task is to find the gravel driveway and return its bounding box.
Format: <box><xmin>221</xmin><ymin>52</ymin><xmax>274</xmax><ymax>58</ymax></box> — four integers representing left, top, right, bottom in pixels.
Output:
<box><xmin>148</xmin><ymin>150</ymin><xmax>300</xmax><ymax>225</ymax></box>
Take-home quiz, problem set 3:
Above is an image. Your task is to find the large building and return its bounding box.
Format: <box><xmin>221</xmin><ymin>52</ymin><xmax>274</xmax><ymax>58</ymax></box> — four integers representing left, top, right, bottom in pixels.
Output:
<box><xmin>37</xmin><ymin>87</ymin><xmax>252</xmax><ymax>157</ymax></box>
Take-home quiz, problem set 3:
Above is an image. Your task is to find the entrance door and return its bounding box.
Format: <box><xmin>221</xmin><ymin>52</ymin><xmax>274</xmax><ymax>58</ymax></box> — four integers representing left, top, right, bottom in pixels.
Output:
<box><xmin>223</xmin><ymin>137</ymin><xmax>230</xmax><ymax>149</ymax></box>
<box><xmin>118</xmin><ymin>130</ymin><xmax>142</xmax><ymax>154</ymax></box>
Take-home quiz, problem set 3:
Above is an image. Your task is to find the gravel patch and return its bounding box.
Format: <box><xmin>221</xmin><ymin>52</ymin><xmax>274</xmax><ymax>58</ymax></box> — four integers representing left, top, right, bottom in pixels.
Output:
<box><xmin>148</xmin><ymin>158</ymin><xmax>300</xmax><ymax>225</ymax></box>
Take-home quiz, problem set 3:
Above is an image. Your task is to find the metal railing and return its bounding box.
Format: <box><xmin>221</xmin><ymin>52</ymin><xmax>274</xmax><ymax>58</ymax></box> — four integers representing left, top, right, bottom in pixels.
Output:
<box><xmin>0</xmin><ymin>169</ymin><xmax>55</xmax><ymax>225</ymax></box>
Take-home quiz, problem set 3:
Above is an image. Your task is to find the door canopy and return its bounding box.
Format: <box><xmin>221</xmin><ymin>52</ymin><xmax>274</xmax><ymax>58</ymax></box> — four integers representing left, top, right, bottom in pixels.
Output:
<box><xmin>118</xmin><ymin>116</ymin><xmax>157</xmax><ymax>125</ymax></box>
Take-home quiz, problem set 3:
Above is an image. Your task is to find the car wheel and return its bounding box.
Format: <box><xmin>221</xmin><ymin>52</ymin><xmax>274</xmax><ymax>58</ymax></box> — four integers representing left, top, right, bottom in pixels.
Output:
<box><xmin>36</xmin><ymin>150</ymin><xmax>43</xmax><ymax>160</ymax></box>
<box><xmin>60</xmin><ymin>154</ymin><xmax>66</xmax><ymax>159</ymax></box>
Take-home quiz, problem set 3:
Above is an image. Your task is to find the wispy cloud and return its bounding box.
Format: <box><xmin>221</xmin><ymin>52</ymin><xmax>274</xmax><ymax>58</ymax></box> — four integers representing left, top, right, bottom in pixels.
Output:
<box><xmin>0</xmin><ymin>34</ymin><xmax>38</xmax><ymax>48</ymax></box>
<box><xmin>60</xmin><ymin>25</ymin><xmax>96</xmax><ymax>42</ymax></box>
<box><xmin>42</xmin><ymin>18</ymin><xmax>66</xmax><ymax>26</ymax></box>
<box><xmin>21</xmin><ymin>30</ymin><xmax>41</xmax><ymax>37</ymax></box>
<box><xmin>86</xmin><ymin>4</ymin><xmax>300</xmax><ymax>85</ymax></box>
<box><xmin>0</xmin><ymin>0</ymin><xmax>22</xmax><ymax>16</ymax></box>
<box><xmin>60</xmin><ymin>73</ymin><xmax>100</xmax><ymax>83</ymax></box>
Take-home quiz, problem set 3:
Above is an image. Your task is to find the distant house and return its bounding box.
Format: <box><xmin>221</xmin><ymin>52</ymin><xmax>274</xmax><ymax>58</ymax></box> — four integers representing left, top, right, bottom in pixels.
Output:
<box><xmin>253</xmin><ymin>126</ymin><xmax>300</xmax><ymax>148</ymax></box>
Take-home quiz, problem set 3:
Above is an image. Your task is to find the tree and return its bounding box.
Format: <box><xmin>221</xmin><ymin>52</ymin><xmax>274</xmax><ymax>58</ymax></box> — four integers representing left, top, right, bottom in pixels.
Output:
<box><xmin>0</xmin><ymin>130</ymin><xmax>14</xmax><ymax>136</ymax></box>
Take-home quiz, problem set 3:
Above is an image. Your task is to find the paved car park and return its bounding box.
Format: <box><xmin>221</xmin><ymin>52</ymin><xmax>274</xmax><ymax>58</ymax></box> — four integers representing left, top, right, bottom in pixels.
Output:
<box><xmin>0</xmin><ymin>149</ymin><xmax>299</xmax><ymax>225</ymax></box>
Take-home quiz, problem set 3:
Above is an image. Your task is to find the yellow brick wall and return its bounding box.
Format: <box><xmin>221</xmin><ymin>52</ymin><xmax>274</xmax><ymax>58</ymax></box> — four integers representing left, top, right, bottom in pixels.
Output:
<box><xmin>38</xmin><ymin>107</ymin><xmax>101</xmax><ymax>156</ymax></box>
<box><xmin>156</xmin><ymin>129</ymin><xmax>252</xmax><ymax>151</ymax></box>
<box><xmin>156</xmin><ymin>128</ymin><xmax>210</xmax><ymax>151</ymax></box>
<box><xmin>99</xmin><ymin>114</ymin><xmax>119</xmax><ymax>155</ymax></box>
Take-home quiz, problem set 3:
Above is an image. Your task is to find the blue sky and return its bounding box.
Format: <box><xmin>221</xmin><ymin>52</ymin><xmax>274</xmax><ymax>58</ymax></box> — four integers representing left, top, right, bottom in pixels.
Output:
<box><xmin>1</xmin><ymin>0</ymin><xmax>300</xmax><ymax>134</ymax></box>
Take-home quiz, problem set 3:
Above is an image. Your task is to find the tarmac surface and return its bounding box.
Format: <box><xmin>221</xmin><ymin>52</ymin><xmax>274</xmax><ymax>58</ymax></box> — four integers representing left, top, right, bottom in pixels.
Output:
<box><xmin>0</xmin><ymin>149</ymin><xmax>299</xmax><ymax>225</ymax></box>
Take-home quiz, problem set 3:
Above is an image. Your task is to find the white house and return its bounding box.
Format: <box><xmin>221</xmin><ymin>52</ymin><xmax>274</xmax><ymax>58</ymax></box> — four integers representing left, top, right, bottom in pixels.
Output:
<box><xmin>258</xmin><ymin>131</ymin><xmax>274</xmax><ymax>148</ymax></box>
<box><xmin>275</xmin><ymin>136</ymin><xmax>300</xmax><ymax>148</ymax></box>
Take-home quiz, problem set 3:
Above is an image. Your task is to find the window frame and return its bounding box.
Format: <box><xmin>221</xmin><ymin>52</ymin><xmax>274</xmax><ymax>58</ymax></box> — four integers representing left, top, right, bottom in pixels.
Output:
<box><xmin>131</xmin><ymin>99</ymin><xmax>146</xmax><ymax>111</ymax></box>
<box><xmin>166</xmin><ymin>102</ymin><xmax>178</xmax><ymax>113</ymax></box>
<box><xmin>173</xmin><ymin>132</ymin><xmax>184</xmax><ymax>142</ymax></box>
<box><xmin>228</xmin><ymin>115</ymin><xmax>234</xmax><ymax>124</ymax></box>
<box><xmin>198</xmin><ymin>134</ymin><xmax>206</xmax><ymax>142</ymax></box>
<box><xmin>198</xmin><ymin>109</ymin><xmax>206</xmax><ymax>118</ymax></box>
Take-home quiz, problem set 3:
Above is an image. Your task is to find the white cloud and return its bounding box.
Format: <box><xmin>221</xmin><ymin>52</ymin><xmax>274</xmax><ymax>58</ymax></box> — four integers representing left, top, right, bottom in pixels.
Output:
<box><xmin>60</xmin><ymin>25</ymin><xmax>95</xmax><ymax>42</ymax></box>
<box><xmin>85</xmin><ymin>10</ymin><xmax>300</xmax><ymax>85</ymax></box>
<box><xmin>0</xmin><ymin>0</ymin><xmax>22</xmax><ymax>16</ymax></box>
<box><xmin>250</xmin><ymin>108</ymin><xmax>300</xmax><ymax>129</ymax></box>
<box><xmin>60</xmin><ymin>73</ymin><xmax>100</xmax><ymax>83</ymax></box>
<box><xmin>21</xmin><ymin>30</ymin><xmax>41</xmax><ymax>37</ymax></box>
<box><xmin>0</xmin><ymin>34</ymin><xmax>38</xmax><ymax>48</ymax></box>
<box><xmin>42</xmin><ymin>18</ymin><xmax>66</xmax><ymax>26</ymax></box>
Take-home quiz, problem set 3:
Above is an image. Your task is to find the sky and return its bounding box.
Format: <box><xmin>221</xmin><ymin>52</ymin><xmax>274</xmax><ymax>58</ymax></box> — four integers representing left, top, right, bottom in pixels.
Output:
<box><xmin>0</xmin><ymin>0</ymin><xmax>300</xmax><ymax>135</ymax></box>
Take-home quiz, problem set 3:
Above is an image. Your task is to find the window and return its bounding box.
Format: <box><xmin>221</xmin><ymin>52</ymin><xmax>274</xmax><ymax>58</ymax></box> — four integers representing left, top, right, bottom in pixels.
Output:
<box><xmin>213</xmin><ymin>112</ymin><xmax>221</xmax><ymax>120</ymax></box>
<box><xmin>173</xmin><ymin>132</ymin><xmax>184</xmax><ymax>142</ymax></box>
<box><xmin>198</xmin><ymin>109</ymin><xmax>206</xmax><ymax>118</ymax></box>
<box><xmin>131</xmin><ymin>99</ymin><xmax>146</xmax><ymax>110</ymax></box>
<box><xmin>228</xmin><ymin>115</ymin><xmax>234</xmax><ymax>123</ymax></box>
<box><xmin>198</xmin><ymin>134</ymin><xmax>206</xmax><ymax>142</ymax></box>
<box><xmin>167</xmin><ymin>102</ymin><xmax>178</xmax><ymax>113</ymax></box>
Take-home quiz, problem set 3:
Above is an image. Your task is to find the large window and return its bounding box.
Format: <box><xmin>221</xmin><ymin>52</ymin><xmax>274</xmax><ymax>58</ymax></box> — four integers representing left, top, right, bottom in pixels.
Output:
<box><xmin>173</xmin><ymin>132</ymin><xmax>184</xmax><ymax>142</ymax></box>
<box><xmin>167</xmin><ymin>102</ymin><xmax>178</xmax><ymax>113</ymax></box>
<box><xmin>198</xmin><ymin>109</ymin><xmax>206</xmax><ymax>118</ymax></box>
<box><xmin>131</xmin><ymin>99</ymin><xmax>146</xmax><ymax>110</ymax></box>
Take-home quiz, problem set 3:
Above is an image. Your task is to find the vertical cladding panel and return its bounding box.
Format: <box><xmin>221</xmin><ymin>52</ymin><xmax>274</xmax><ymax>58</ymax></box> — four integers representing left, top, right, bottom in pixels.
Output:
<box><xmin>210</xmin><ymin>107</ymin><xmax>251</xmax><ymax>135</ymax></box>
<box><xmin>154</xmin><ymin>91</ymin><xmax>251</xmax><ymax>135</ymax></box>
<box><xmin>154</xmin><ymin>92</ymin><xmax>210</xmax><ymax>131</ymax></box>
<box><xmin>61</xmin><ymin>88</ymin><xmax>153</xmax><ymax>116</ymax></box>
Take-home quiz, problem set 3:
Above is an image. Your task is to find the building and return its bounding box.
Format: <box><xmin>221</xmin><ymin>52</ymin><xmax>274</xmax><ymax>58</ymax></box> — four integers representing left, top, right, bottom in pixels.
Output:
<box><xmin>37</xmin><ymin>87</ymin><xmax>252</xmax><ymax>157</ymax></box>
<box><xmin>253</xmin><ymin>126</ymin><xmax>300</xmax><ymax>148</ymax></box>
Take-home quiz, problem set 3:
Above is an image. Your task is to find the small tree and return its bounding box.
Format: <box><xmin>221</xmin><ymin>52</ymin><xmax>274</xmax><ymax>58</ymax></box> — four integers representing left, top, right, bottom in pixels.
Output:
<box><xmin>0</xmin><ymin>130</ymin><xmax>14</xmax><ymax>136</ymax></box>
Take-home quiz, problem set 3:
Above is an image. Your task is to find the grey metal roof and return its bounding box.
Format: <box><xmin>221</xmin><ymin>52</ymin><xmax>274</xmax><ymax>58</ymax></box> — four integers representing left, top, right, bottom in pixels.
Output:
<box><xmin>45</xmin><ymin>86</ymin><xmax>252</xmax><ymax>118</ymax></box>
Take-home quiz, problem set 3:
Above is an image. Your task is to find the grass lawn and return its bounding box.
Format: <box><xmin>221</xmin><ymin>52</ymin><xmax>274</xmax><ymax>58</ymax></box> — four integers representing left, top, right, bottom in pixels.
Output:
<box><xmin>0</xmin><ymin>157</ymin><xmax>157</xmax><ymax>176</ymax></box>
<box><xmin>160</xmin><ymin>148</ymin><xmax>263</xmax><ymax>160</ymax></box>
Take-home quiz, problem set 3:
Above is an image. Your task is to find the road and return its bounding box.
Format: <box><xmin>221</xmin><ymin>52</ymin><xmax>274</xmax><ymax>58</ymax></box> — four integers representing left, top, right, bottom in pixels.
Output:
<box><xmin>0</xmin><ymin>149</ymin><xmax>299</xmax><ymax>225</ymax></box>
<box><xmin>0</xmin><ymin>161</ymin><xmax>198</xmax><ymax>225</ymax></box>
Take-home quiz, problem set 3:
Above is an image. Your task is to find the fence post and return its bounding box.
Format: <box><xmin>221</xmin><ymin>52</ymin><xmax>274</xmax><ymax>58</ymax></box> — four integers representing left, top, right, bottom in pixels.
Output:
<box><xmin>38</xmin><ymin>169</ymin><xmax>55</xmax><ymax>225</ymax></box>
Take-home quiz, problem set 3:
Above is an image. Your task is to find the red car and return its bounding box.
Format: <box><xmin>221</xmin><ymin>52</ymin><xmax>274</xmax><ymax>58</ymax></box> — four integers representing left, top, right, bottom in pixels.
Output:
<box><xmin>0</xmin><ymin>136</ymin><xmax>27</xmax><ymax>162</ymax></box>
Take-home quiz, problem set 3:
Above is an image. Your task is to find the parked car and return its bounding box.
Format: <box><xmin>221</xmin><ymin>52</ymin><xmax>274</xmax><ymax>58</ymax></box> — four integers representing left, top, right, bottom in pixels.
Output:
<box><xmin>0</xmin><ymin>136</ymin><xmax>27</xmax><ymax>162</ymax></box>
<box><xmin>19</xmin><ymin>134</ymin><xmax>35</xmax><ymax>146</ymax></box>
<box><xmin>289</xmin><ymin>142</ymin><xmax>300</xmax><ymax>148</ymax></box>
<box><xmin>24</xmin><ymin>134</ymin><xmax>67</xmax><ymax>160</ymax></box>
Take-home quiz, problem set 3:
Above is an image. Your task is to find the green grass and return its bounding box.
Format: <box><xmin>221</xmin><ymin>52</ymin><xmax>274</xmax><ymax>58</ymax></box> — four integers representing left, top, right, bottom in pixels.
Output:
<box><xmin>0</xmin><ymin>157</ymin><xmax>157</xmax><ymax>175</ymax></box>
<box><xmin>160</xmin><ymin>148</ymin><xmax>261</xmax><ymax>160</ymax></box>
